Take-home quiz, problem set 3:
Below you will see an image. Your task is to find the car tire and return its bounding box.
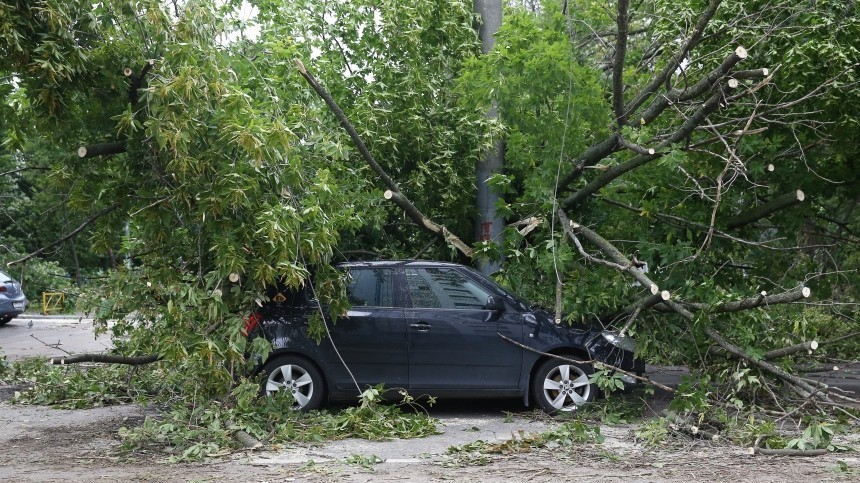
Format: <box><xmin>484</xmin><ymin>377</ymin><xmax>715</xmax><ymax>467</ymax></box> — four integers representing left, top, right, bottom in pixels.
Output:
<box><xmin>531</xmin><ymin>355</ymin><xmax>595</xmax><ymax>414</ymax></box>
<box><xmin>260</xmin><ymin>355</ymin><xmax>325</xmax><ymax>411</ymax></box>
<box><xmin>0</xmin><ymin>316</ymin><xmax>12</xmax><ymax>326</ymax></box>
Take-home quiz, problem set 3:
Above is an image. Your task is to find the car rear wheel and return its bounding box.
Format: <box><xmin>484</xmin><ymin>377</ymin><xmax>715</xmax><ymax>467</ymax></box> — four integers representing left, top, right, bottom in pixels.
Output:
<box><xmin>261</xmin><ymin>355</ymin><xmax>325</xmax><ymax>411</ymax></box>
<box><xmin>532</xmin><ymin>355</ymin><xmax>595</xmax><ymax>413</ymax></box>
<box><xmin>0</xmin><ymin>316</ymin><xmax>12</xmax><ymax>326</ymax></box>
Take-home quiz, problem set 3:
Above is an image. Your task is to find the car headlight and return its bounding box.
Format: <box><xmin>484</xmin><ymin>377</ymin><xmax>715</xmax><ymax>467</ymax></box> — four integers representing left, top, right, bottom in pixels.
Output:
<box><xmin>601</xmin><ymin>330</ymin><xmax>636</xmax><ymax>352</ymax></box>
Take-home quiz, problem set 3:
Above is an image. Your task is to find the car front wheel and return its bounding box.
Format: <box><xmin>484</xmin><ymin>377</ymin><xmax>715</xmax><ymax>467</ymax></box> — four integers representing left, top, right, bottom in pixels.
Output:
<box><xmin>532</xmin><ymin>356</ymin><xmax>595</xmax><ymax>413</ymax></box>
<box><xmin>261</xmin><ymin>355</ymin><xmax>325</xmax><ymax>411</ymax></box>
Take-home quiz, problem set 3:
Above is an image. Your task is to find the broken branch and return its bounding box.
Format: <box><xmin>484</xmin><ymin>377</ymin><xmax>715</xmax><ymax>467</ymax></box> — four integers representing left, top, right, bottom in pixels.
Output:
<box><xmin>763</xmin><ymin>340</ymin><xmax>819</xmax><ymax>360</ymax></box>
<box><xmin>295</xmin><ymin>59</ymin><xmax>472</xmax><ymax>257</ymax></box>
<box><xmin>726</xmin><ymin>190</ymin><xmax>806</xmax><ymax>229</ymax></box>
<box><xmin>77</xmin><ymin>141</ymin><xmax>127</xmax><ymax>159</ymax></box>
<box><xmin>50</xmin><ymin>353</ymin><xmax>160</xmax><ymax>366</ymax></box>
<box><xmin>7</xmin><ymin>203</ymin><xmax>121</xmax><ymax>267</ymax></box>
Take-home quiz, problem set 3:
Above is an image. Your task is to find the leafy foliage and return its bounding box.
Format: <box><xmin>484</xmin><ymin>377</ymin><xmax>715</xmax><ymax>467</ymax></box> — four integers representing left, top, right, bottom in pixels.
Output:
<box><xmin>443</xmin><ymin>419</ymin><xmax>603</xmax><ymax>467</ymax></box>
<box><xmin>6</xmin><ymin>357</ymin><xmax>438</xmax><ymax>460</ymax></box>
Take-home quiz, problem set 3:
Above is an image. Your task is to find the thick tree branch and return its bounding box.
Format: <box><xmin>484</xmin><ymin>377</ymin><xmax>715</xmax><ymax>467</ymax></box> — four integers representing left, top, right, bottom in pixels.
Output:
<box><xmin>682</xmin><ymin>287</ymin><xmax>811</xmax><ymax>313</ymax></box>
<box><xmin>562</xmin><ymin>219</ymin><xmax>833</xmax><ymax>403</ymax></box>
<box><xmin>50</xmin><ymin>353</ymin><xmax>161</xmax><ymax>366</ymax></box>
<box><xmin>763</xmin><ymin>340</ymin><xmax>818</xmax><ymax>360</ymax></box>
<box><xmin>127</xmin><ymin>59</ymin><xmax>155</xmax><ymax>106</ymax></box>
<box><xmin>622</xmin><ymin>0</ymin><xmax>723</xmax><ymax>117</ymax></box>
<box><xmin>6</xmin><ymin>203</ymin><xmax>121</xmax><ymax>267</ymax></box>
<box><xmin>294</xmin><ymin>59</ymin><xmax>400</xmax><ymax>193</ymax></box>
<box><xmin>563</xmin><ymin>88</ymin><xmax>725</xmax><ymax>210</ymax></box>
<box><xmin>294</xmin><ymin>58</ymin><xmax>472</xmax><ymax>257</ymax></box>
<box><xmin>77</xmin><ymin>141</ymin><xmax>127</xmax><ymax>159</ymax></box>
<box><xmin>750</xmin><ymin>447</ymin><xmax>828</xmax><ymax>457</ymax></box>
<box><xmin>632</xmin><ymin>47</ymin><xmax>746</xmax><ymax>129</ymax></box>
<box><xmin>726</xmin><ymin>190</ymin><xmax>806</xmax><ymax>229</ymax></box>
<box><xmin>732</xmin><ymin>68</ymin><xmax>770</xmax><ymax>80</ymax></box>
<box><xmin>384</xmin><ymin>190</ymin><xmax>473</xmax><ymax>257</ymax></box>
<box><xmin>558</xmin><ymin>134</ymin><xmax>620</xmax><ymax>190</ymax></box>
<box><xmin>612</xmin><ymin>0</ymin><xmax>630</xmax><ymax>126</ymax></box>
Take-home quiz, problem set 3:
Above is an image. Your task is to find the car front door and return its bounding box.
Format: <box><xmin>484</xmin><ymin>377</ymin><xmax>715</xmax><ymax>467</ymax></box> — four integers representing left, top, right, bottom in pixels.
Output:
<box><xmin>404</xmin><ymin>267</ymin><xmax>524</xmax><ymax>391</ymax></box>
<box><xmin>322</xmin><ymin>267</ymin><xmax>408</xmax><ymax>391</ymax></box>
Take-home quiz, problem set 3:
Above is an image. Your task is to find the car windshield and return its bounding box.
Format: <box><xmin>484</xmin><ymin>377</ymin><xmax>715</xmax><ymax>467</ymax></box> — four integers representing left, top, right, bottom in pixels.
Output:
<box><xmin>0</xmin><ymin>271</ymin><xmax>12</xmax><ymax>283</ymax></box>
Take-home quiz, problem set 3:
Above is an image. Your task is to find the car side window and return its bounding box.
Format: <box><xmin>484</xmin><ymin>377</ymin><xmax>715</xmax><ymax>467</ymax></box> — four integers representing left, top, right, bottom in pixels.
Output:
<box><xmin>346</xmin><ymin>268</ymin><xmax>394</xmax><ymax>307</ymax></box>
<box><xmin>405</xmin><ymin>268</ymin><xmax>491</xmax><ymax>310</ymax></box>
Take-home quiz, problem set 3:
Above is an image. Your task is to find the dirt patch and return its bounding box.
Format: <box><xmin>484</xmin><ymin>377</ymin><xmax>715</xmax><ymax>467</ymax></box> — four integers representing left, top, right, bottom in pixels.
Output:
<box><xmin>0</xmin><ymin>398</ymin><xmax>857</xmax><ymax>483</ymax></box>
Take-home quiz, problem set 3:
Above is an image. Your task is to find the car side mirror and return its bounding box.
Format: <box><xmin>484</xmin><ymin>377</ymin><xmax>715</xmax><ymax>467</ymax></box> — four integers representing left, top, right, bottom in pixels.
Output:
<box><xmin>484</xmin><ymin>295</ymin><xmax>505</xmax><ymax>312</ymax></box>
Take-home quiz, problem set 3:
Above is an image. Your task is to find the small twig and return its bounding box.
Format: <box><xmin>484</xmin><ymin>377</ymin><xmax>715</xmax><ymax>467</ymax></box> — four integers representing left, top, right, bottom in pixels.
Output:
<box><xmin>7</xmin><ymin>203</ymin><xmax>121</xmax><ymax>267</ymax></box>
<box><xmin>30</xmin><ymin>333</ymin><xmax>72</xmax><ymax>355</ymax></box>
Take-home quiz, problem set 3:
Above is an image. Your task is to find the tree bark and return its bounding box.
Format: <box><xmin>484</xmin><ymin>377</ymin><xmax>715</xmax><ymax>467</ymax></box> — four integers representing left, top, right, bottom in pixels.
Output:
<box><xmin>557</xmin><ymin>134</ymin><xmax>620</xmax><ymax>190</ymax></box>
<box><xmin>681</xmin><ymin>287</ymin><xmax>811</xmax><ymax>313</ymax></box>
<box><xmin>732</xmin><ymin>68</ymin><xmax>770</xmax><ymax>79</ymax></box>
<box><xmin>622</xmin><ymin>0</ymin><xmax>723</xmax><ymax>116</ymax></box>
<box><xmin>384</xmin><ymin>191</ymin><xmax>473</xmax><ymax>256</ymax></box>
<box><xmin>726</xmin><ymin>190</ymin><xmax>806</xmax><ymax>229</ymax></box>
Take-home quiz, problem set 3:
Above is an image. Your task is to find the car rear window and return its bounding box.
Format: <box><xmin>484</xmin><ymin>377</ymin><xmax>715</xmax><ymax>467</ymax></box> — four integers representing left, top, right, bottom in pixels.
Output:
<box><xmin>346</xmin><ymin>268</ymin><xmax>394</xmax><ymax>307</ymax></box>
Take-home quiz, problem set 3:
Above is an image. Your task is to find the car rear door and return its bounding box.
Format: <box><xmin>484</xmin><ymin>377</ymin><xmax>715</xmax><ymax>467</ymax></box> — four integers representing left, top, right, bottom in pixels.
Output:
<box><xmin>403</xmin><ymin>267</ymin><xmax>524</xmax><ymax>391</ymax></box>
<box><xmin>323</xmin><ymin>267</ymin><xmax>409</xmax><ymax>391</ymax></box>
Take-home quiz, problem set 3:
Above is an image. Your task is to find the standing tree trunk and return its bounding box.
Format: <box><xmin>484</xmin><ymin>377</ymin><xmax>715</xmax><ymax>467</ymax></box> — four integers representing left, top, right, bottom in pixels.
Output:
<box><xmin>474</xmin><ymin>0</ymin><xmax>504</xmax><ymax>275</ymax></box>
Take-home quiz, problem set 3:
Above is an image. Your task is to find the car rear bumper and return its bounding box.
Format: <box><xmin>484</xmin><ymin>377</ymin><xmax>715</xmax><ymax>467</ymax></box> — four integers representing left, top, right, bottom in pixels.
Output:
<box><xmin>0</xmin><ymin>296</ymin><xmax>28</xmax><ymax>317</ymax></box>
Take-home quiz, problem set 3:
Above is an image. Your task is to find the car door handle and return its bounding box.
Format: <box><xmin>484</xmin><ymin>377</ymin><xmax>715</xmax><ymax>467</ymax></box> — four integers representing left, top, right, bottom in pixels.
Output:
<box><xmin>410</xmin><ymin>322</ymin><xmax>431</xmax><ymax>332</ymax></box>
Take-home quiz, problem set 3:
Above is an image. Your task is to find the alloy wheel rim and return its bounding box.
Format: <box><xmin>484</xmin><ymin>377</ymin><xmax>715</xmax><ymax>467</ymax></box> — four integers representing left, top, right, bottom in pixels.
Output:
<box><xmin>266</xmin><ymin>363</ymin><xmax>314</xmax><ymax>408</ymax></box>
<box><xmin>542</xmin><ymin>364</ymin><xmax>590</xmax><ymax>411</ymax></box>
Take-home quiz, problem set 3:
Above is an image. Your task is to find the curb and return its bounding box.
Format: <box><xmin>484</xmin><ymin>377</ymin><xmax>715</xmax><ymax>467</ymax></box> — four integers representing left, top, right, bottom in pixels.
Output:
<box><xmin>17</xmin><ymin>314</ymin><xmax>90</xmax><ymax>320</ymax></box>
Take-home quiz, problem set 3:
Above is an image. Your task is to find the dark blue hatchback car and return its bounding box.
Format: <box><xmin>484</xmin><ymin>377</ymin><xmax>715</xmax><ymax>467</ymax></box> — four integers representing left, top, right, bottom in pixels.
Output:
<box><xmin>247</xmin><ymin>260</ymin><xmax>642</xmax><ymax>413</ymax></box>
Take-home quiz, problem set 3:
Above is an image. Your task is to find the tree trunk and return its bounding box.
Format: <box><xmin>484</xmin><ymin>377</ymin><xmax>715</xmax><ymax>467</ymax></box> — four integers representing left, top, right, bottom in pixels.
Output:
<box><xmin>474</xmin><ymin>0</ymin><xmax>504</xmax><ymax>275</ymax></box>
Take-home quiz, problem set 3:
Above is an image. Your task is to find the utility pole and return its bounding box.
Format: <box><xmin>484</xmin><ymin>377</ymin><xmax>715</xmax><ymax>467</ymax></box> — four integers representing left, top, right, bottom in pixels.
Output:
<box><xmin>474</xmin><ymin>0</ymin><xmax>503</xmax><ymax>275</ymax></box>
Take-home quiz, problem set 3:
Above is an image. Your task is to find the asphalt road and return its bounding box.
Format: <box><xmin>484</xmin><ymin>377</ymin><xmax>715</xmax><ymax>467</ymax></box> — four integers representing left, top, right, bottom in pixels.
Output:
<box><xmin>0</xmin><ymin>313</ymin><xmax>113</xmax><ymax>360</ymax></box>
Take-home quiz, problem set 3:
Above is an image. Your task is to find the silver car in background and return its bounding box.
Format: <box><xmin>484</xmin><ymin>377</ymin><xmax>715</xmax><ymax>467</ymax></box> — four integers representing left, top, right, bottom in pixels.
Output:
<box><xmin>0</xmin><ymin>270</ymin><xmax>27</xmax><ymax>326</ymax></box>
